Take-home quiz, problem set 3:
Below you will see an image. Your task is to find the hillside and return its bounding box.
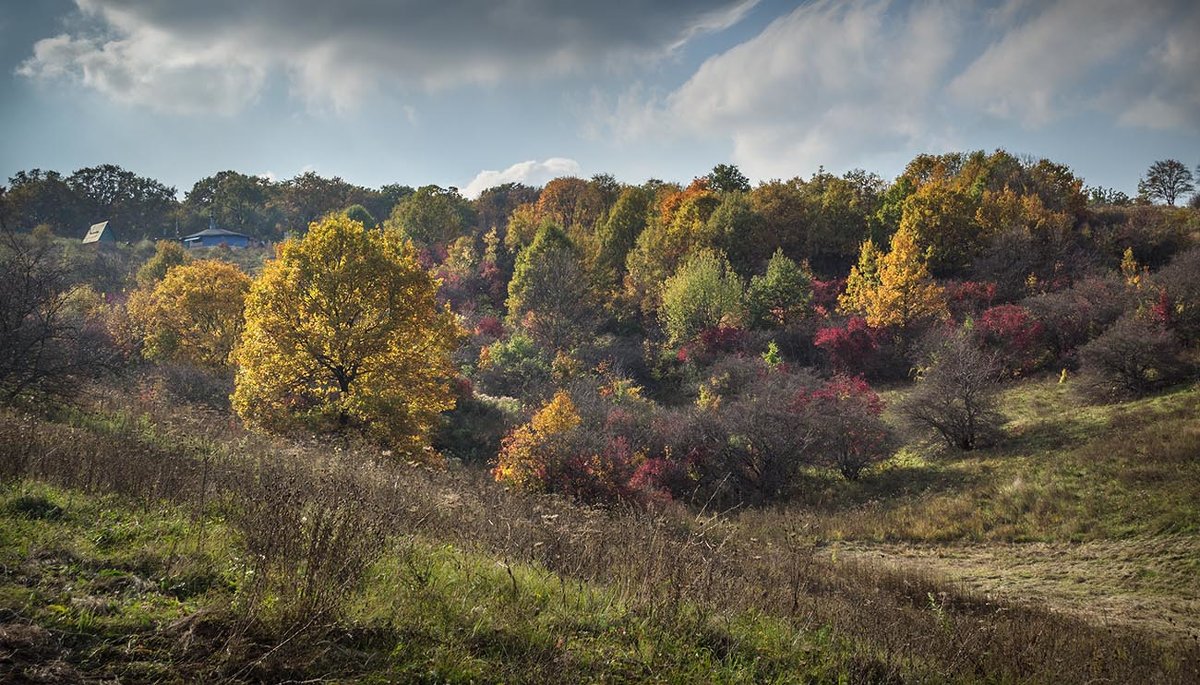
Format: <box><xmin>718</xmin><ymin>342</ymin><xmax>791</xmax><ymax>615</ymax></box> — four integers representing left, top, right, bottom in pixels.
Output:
<box><xmin>1</xmin><ymin>375</ymin><xmax>1197</xmax><ymax>683</ymax></box>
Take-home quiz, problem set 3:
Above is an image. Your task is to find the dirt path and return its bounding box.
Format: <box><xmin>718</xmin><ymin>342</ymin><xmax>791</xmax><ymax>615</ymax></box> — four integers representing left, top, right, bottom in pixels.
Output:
<box><xmin>834</xmin><ymin>536</ymin><xmax>1200</xmax><ymax>640</ymax></box>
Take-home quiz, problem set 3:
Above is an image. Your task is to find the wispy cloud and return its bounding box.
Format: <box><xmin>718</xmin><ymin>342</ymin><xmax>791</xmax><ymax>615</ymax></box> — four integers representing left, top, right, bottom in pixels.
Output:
<box><xmin>598</xmin><ymin>0</ymin><xmax>1200</xmax><ymax>179</ymax></box>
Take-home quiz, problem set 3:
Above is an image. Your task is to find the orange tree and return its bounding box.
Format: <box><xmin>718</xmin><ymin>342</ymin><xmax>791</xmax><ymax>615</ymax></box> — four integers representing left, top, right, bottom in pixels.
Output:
<box><xmin>232</xmin><ymin>215</ymin><xmax>460</xmax><ymax>461</ymax></box>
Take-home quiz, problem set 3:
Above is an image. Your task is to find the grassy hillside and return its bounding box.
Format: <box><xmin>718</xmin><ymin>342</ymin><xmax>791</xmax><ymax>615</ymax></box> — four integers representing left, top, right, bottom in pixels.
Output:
<box><xmin>1</xmin><ymin>376</ymin><xmax>1198</xmax><ymax>683</ymax></box>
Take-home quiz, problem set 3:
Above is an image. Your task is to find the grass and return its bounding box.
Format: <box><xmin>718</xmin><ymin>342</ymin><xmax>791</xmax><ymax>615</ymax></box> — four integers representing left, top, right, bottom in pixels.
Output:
<box><xmin>737</xmin><ymin>376</ymin><xmax>1200</xmax><ymax>641</ymax></box>
<box><xmin>0</xmin><ymin>484</ymin><xmax>862</xmax><ymax>683</ymax></box>
<box><xmin>763</xmin><ymin>377</ymin><xmax>1200</xmax><ymax>544</ymax></box>
<box><xmin>3</xmin><ymin>376</ymin><xmax>1199</xmax><ymax>682</ymax></box>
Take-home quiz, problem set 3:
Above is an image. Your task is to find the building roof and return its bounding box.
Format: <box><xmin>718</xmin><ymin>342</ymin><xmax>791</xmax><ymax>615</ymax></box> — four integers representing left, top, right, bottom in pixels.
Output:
<box><xmin>82</xmin><ymin>220</ymin><xmax>112</xmax><ymax>244</ymax></box>
<box><xmin>182</xmin><ymin>227</ymin><xmax>252</xmax><ymax>240</ymax></box>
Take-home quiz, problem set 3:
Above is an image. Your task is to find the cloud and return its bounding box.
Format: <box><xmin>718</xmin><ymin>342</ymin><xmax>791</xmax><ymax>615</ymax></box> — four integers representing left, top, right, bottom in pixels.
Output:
<box><xmin>604</xmin><ymin>0</ymin><xmax>962</xmax><ymax>179</ymax></box>
<box><xmin>16</xmin><ymin>0</ymin><xmax>756</xmax><ymax>114</ymax></box>
<box><xmin>599</xmin><ymin>0</ymin><xmax>1200</xmax><ymax>180</ymax></box>
<box><xmin>947</xmin><ymin>0</ymin><xmax>1169</xmax><ymax>127</ymax></box>
<box><xmin>462</xmin><ymin>158</ymin><xmax>582</xmax><ymax>199</ymax></box>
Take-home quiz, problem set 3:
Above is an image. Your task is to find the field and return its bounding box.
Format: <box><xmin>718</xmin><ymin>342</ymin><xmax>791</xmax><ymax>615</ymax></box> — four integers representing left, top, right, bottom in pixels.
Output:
<box><xmin>2</xmin><ymin>373</ymin><xmax>1198</xmax><ymax>683</ymax></box>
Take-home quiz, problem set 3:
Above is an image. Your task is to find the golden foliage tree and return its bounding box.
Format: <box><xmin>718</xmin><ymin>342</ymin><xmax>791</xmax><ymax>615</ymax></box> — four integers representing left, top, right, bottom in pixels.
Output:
<box><xmin>127</xmin><ymin>259</ymin><xmax>251</xmax><ymax>367</ymax></box>
<box><xmin>492</xmin><ymin>390</ymin><xmax>580</xmax><ymax>489</ymax></box>
<box><xmin>840</xmin><ymin>224</ymin><xmax>944</xmax><ymax>329</ymax></box>
<box><xmin>232</xmin><ymin>215</ymin><xmax>460</xmax><ymax>460</ymax></box>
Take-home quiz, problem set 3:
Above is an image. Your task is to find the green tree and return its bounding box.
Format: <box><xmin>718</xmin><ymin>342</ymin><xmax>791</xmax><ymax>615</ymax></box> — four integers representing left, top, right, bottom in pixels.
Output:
<box><xmin>67</xmin><ymin>164</ymin><xmax>178</xmax><ymax>240</ymax></box>
<box><xmin>506</xmin><ymin>224</ymin><xmax>595</xmax><ymax>351</ymax></box>
<box><xmin>707</xmin><ymin>163</ymin><xmax>751</xmax><ymax>194</ymax></box>
<box><xmin>135</xmin><ymin>240</ymin><xmax>191</xmax><ymax>288</ymax></box>
<box><xmin>659</xmin><ymin>249</ymin><xmax>745</xmax><ymax>344</ymax></box>
<box><xmin>594</xmin><ymin>186</ymin><xmax>650</xmax><ymax>288</ymax></box>
<box><xmin>183</xmin><ymin>170</ymin><xmax>280</xmax><ymax>239</ymax></box>
<box><xmin>387</xmin><ymin>185</ymin><xmax>475</xmax><ymax>249</ymax></box>
<box><xmin>232</xmin><ymin>215</ymin><xmax>460</xmax><ymax>460</ymax></box>
<box><xmin>747</xmin><ymin>249</ymin><xmax>812</xmax><ymax>328</ymax></box>
<box><xmin>342</xmin><ymin>204</ymin><xmax>378</xmax><ymax>228</ymax></box>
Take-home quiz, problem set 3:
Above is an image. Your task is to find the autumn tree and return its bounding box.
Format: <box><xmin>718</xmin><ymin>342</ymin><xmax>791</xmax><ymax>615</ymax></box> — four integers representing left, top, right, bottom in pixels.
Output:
<box><xmin>492</xmin><ymin>390</ymin><xmax>581</xmax><ymax>490</ymax></box>
<box><xmin>659</xmin><ymin>249</ymin><xmax>745</xmax><ymax>345</ymax></box>
<box><xmin>127</xmin><ymin>259</ymin><xmax>251</xmax><ymax>367</ymax></box>
<box><xmin>840</xmin><ymin>224</ymin><xmax>945</xmax><ymax>329</ymax></box>
<box><xmin>1138</xmin><ymin>160</ymin><xmax>1194</xmax><ymax>206</ymax></box>
<box><xmin>506</xmin><ymin>223</ymin><xmax>595</xmax><ymax>351</ymax></box>
<box><xmin>232</xmin><ymin>215</ymin><xmax>459</xmax><ymax>459</ymax></box>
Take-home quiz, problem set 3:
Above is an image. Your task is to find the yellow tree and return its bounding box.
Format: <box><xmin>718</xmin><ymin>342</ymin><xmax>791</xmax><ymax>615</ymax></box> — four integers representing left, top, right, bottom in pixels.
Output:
<box><xmin>492</xmin><ymin>390</ymin><xmax>580</xmax><ymax>489</ymax></box>
<box><xmin>838</xmin><ymin>238</ymin><xmax>882</xmax><ymax>315</ymax></box>
<box><xmin>232</xmin><ymin>215</ymin><xmax>460</xmax><ymax>460</ymax></box>
<box><xmin>127</xmin><ymin>259</ymin><xmax>251</xmax><ymax>366</ymax></box>
<box><xmin>841</xmin><ymin>225</ymin><xmax>944</xmax><ymax>329</ymax></box>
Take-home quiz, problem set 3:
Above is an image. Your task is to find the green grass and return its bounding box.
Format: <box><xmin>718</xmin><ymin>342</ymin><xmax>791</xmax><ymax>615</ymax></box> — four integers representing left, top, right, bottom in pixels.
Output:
<box><xmin>0</xmin><ymin>484</ymin><xmax>865</xmax><ymax>684</ymax></box>
<box><xmin>769</xmin><ymin>377</ymin><xmax>1200</xmax><ymax>544</ymax></box>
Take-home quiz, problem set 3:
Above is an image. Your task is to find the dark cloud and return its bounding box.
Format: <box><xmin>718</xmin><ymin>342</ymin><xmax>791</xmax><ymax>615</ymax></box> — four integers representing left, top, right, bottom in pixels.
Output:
<box><xmin>18</xmin><ymin>0</ymin><xmax>756</xmax><ymax>112</ymax></box>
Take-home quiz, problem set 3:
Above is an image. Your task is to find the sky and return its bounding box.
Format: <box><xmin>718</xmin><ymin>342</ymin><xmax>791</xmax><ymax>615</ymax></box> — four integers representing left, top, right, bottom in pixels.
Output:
<box><xmin>2</xmin><ymin>0</ymin><xmax>1198</xmax><ymax>199</ymax></box>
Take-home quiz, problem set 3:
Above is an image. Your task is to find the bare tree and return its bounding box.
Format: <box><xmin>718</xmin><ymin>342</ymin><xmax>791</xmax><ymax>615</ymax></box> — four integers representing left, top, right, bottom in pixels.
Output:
<box><xmin>1137</xmin><ymin>160</ymin><xmax>1194</xmax><ymax>206</ymax></box>
<box><xmin>0</xmin><ymin>230</ymin><xmax>109</xmax><ymax>402</ymax></box>
<box><xmin>899</xmin><ymin>328</ymin><xmax>1004</xmax><ymax>451</ymax></box>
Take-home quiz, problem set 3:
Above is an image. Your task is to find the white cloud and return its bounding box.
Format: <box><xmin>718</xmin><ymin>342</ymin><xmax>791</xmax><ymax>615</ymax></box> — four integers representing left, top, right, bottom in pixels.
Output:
<box><xmin>948</xmin><ymin>0</ymin><xmax>1167</xmax><ymax>127</ymax></box>
<box><xmin>17</xmin><ymin>0</ymin><xmax>755</xmax><ymax>114</ymax></box>
<box><xmin>462</xmin><ymin>158</ymin><xmax>582</xmax><ymax>199</ymax></box>
<box><xmin>604</xmin><ymin>0</ymin><xmax>961</xmax><ymax>179</ymax></box>
<box><xmin>599</xmin><ymin>0</ymin><xmax>1200</xmax><ymax>179</ymax></box>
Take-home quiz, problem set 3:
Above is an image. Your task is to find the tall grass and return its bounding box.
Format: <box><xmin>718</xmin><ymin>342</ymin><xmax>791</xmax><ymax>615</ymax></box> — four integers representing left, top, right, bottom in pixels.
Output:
<box><xmin>2</xmin><ymin>380</ymin><xmax>1198</xmax><ymax>683</ymax></box>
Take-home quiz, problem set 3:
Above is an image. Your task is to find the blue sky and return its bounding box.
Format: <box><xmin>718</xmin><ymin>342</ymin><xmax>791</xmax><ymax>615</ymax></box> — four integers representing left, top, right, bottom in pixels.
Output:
<box><xmin>2</xmin><ymin>0</ymin><xmax>1198</xmax><ymax>198</ymax></box>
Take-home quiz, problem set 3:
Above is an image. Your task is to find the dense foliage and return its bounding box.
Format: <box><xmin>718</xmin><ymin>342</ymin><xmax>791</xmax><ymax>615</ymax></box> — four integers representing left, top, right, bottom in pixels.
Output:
<box><xmin>2</xmin><ymin>152</ymin><xmax>1198</xmax><ymax>503</ymax></box>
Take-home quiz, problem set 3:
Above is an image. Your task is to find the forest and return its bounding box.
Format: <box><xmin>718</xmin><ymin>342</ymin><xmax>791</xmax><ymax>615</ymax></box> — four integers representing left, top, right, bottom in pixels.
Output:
<box><xmin>2</xmin><ymin>150</ymin><xmax>1199</xmax><ymax>683</ymax></box>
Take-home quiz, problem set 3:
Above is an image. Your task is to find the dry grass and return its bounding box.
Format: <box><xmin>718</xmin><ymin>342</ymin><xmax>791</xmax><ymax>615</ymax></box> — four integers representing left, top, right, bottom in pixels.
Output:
<box><xmin>1</xmin><ymin>375</ymin><xmax>1199</xmax><ymax>682</ymax></box>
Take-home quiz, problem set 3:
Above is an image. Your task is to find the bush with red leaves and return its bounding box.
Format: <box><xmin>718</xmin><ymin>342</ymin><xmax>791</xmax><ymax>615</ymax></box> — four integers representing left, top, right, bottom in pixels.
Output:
<box><xmin>977</xmin><ymin>304</ymin><xmax>1048</xmax><ymax>377</ymax></box>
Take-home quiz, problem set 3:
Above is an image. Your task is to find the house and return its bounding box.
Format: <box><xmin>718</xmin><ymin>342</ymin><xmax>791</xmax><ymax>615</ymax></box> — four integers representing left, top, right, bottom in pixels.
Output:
<box><xmin>181</xmin><ymin>227</ymin><xmax>254</xmax><ymax>249</ymax></box>
<box><xmin>82</xmin><ymin>220</ymin><xmax>116</xmax><ymax>244</ymax></box>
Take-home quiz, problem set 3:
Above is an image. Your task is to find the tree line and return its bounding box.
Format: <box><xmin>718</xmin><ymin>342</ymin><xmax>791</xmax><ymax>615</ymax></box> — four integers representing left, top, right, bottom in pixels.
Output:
<box><xmin>2</xmin><ymin>150</ymin><xmax>1198</xmax><ymax>507</ymax></box>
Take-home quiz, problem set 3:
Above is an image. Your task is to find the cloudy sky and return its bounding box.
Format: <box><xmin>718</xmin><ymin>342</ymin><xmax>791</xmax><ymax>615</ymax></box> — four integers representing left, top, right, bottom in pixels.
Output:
<box><xmin>2</xmin><ymin>0</ymin><xmax>1198</xmax><ymax>197</ymax></box>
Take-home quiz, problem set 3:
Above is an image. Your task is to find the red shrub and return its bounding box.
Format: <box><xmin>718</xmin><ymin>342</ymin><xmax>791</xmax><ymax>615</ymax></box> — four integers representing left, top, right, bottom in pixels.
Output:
<box><xmin>811</xmin><ymin>278</ymin><xmax>845</xmax><ymax>316</ymax></box>
<box><xmin>977</xmin><ymin>304</ymin><xmax>1047</xmax><ymax>376</ymax></box>
<box><xmin>814</xmin><ymin>317</ymin><xmax>880</xmax><ymax>375</ymax></box>
<box><xmin>946</xmin><ymin>280</ymin><xmax>997</xmax><ymax>321</ymax></box>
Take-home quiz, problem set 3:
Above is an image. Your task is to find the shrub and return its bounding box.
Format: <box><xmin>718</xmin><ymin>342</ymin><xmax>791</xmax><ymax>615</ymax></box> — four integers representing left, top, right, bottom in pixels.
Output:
<box><xmin>0</xmin><ymin>232</ymin><xmax>114</xmax><ymax>402</ymax></box>
<box><xmin>1078</xmin><ymin>315</ymin><xmax>1191</xmax><ymax>401</ymax></box>
<box><xmin>945</xmin><ymin>280</ymin><xmax>997</xmax><ymax>321</ymax></box>
<box><xmin>795</xmin><ymin>375</ymin><xmax>894</xmax><ymax>480</ymax></box>
<box><xmin>976</xmin><ymin>304</ymin><xmax>1048</xmax><ymax>377</ymax></box>
<box><xmin>1023</xmin><ymin>275</ymin><xmax>1133</xmax><ymax>365</ymax></box>
<box><xmin>814</xmin><ymin>317</ymin><xmax>880</xmax><ymax>375</ymax></box>
<box><xmin>899</xmin><ymin>329</ymin><xmax>1003</xmax><ymax>450</ymax></box>
<box><xmin>474</xmin><ymin>333</ymin><xmax>554</xmax><ymax>400</ymax></box>
<box><xmin>1151</xmin><ymin>248</ymin><xmax>1200</xmax><ymax>344</ymax></box>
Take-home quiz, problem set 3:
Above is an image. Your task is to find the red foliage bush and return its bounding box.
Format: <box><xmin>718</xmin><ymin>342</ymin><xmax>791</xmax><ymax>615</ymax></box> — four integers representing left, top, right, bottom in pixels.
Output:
<box><xmin>810</xmin><ymin>278</ymin><xmax>845</xmax><ymax>316</ymax></box>
<box><xmin>946</xmin><ymin>280</ymin><xmax>997</xmax><ymax>321</ymax></box>
<box><xmin>814</xmin><ymin>317</ymin><xmax>880</xmax><ymax>375</ymax></box>
<box><xmin>977</xmin><ymin>304</ymin><xmax>1047</xmax><ymax>376</ymax></box>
